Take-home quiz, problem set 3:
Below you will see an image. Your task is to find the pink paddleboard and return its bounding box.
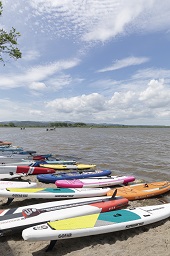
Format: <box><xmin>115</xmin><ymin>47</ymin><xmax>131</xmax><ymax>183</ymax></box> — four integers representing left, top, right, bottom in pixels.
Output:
<box><xmin>55</xmin><ymin>176</ymin><xmax>135</xmax><ymax>188</ymax></box>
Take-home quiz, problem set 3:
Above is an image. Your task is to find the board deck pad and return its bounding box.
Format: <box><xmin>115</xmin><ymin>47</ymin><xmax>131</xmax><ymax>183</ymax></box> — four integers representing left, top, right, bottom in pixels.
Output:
<box><xmin>49</xmin><ymin>210</ymin><xmax>141</xmax><ymax>230</ymax></box>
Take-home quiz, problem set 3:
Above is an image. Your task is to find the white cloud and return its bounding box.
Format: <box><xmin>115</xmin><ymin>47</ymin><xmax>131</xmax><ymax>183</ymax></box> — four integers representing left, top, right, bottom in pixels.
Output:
<box><xmin>1</xmin><ymin>0</ymin><xmax>170</xmax><ymax>125</ymax></box>
<box><xmin>46</xmin><ymin>93</ymin><xmax>106</xmax><ymax>113</ymax></box>
<box><xmin>28</xmin><ymin>82</ymin><xmax>47</xmax><ymax>91</ymax></box>
<box><xmin>44</xmin><ymin>79</ymin><xmax>170</xmax><ymax>124</ymax></box>
<box><xmin>1</xmin><ymin>78</ymin><xmax>170</xmax><ymax>124</ymax></box>
<box><xmin>132</xmin><ymin>68</ymin><xmax>170</xmax><ymax>80</ymax></box>
<box><xmin>22</xmin><ymin>50</ymin><xmax>41</xmax><ymax>61</ymax></box>
<box><xmin>26</xmin><ymin>0</ymin><xmax>158</xmax><ymax>43</ymax></box>
<box><xmin>139</xmin><ymin>79</ymin><xmax>170</xmax><ymax>108</ymax></box>
<box><xmin>47</xmin><ymin>75</ymin><xmax>72</xmax><ymax>90</ymax></box>
<box><xmin>0</xmin><ymin>58</ymin><xmax>80</xmax><ymax>90</ymax></box>
<box><xmin>97</xmin><ymin>56</ymin><xmax>149</xmax><ymax>72</ymax></box>
<box><xmin>82</xmin><ymin>0</ymin><xmax>154</xmax><ymax>42</ymax></box>
<box><xmin>108</xmin><ymin>91</ymin><xmax>136</xmax><ymax>107</ymax></box>
<box><xmin>29</xmin><ymin>110</ymin><xmax>44</xmax><ymax>116</ymax></box>
<box><xmin>3</xmin><ymin>0</ymin><xmax>170</xmax><ymax>44</ymax></box>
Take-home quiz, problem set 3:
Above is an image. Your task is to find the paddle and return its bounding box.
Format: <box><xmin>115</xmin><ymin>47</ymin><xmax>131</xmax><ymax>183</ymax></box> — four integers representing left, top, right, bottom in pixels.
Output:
<box><xmin>22</xmin><ymin>191</ymin><xmax>117</xmax><ymax>218</ymax></box>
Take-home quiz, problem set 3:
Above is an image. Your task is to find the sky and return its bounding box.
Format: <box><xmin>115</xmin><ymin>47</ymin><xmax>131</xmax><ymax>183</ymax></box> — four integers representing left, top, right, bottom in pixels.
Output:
<box><xmin>0</xmin><ymin>0</ymin><xmax>170</xmax><ymax>125</ymax></box>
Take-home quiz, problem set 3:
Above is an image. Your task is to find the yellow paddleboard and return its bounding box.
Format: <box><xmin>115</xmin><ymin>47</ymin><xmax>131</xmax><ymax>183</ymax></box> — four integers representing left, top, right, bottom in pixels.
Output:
<box><xmin>40</xmin><ymin>164</ymin><xmax>96</xmax><ymax>170</ymax></box>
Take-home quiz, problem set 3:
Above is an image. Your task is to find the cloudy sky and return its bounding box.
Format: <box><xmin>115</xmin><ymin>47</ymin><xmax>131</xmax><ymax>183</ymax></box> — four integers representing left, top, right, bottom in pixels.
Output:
<box><xmin>0</xmin><ymin>0</ymin><xmax>170</xmax><ymax>125</ymax></box>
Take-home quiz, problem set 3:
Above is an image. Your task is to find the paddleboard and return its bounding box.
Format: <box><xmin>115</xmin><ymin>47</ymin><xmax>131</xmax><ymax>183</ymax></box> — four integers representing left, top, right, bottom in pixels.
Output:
<box><xmin>40</xmin><ymin>163</ymin><xmax>96</xmax><ymax>170</ymax></box>
<box><xmin>0</xmin><ymin>161</ymin><xmax>35</xmax><ymax>166</ymax></box>
<box><xmin>0</xmin><ymin>180</ymin><xmax>37</xmax><ymax>189</ymax></box>
<box><xmin>22</xmin><ymin>203</ymin><xmax>170</xmax><ymax>242</ymax></box>
<box><xmin>0</xmin><ymin>154</ymin><xmax>29</xmax><ymax>160</ymax></box>
<box><xmin>0</xmin><ymin>166</ymin><xmax>55</xmax><ymax>175</ymax></box>
<box><xmin>107</xmin><ymin>181</ymin><xmax>170</xmax><ymax>200</ymax></box>
<box><xmin>37</xmin><ymin>170</ymin><xmax>112</xmax><ymax>184</ymax></box>
<box><xmin>33</xmin><ymin>160</ymin><xmax>77</xmax><ymax>167</ymax></box>
<box><xmin>32</xmin><ymin>154</ymin><xmax>52</xmax><ymax>161</ymax></box>
<box><xmin>0</xmin><ymin>195</ymin><xmax>128</xmax><ymax>236</ymax></box>
<box><xmin>55</xmin><ymin>176</ymin><xmax>135</xmax><ymax>188</ymax></box>
<box><xmin>0</xmin><ymin>187</ymin><xmax>111</xmax><ymax>200</ymax></box>
<box><xmin>0</xmin><ymin>173</ymin><xmax>26</xmax><ymax>180</ymax></box>
<box><xmin>0</xmin><ymin>153</ymin><xmax>50</xmax><ymax>161</ymax></box>
<box><xmin>0</xmin><ymin>146</ymin><xmax>23</xmax><ymax>152</ymax></box>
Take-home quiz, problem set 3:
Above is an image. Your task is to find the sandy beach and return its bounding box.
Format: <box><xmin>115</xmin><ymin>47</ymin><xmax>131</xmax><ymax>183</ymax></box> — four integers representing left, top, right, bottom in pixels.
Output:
<box><xmin>0</xmin><ymin>175</ymin><xmax>170</xmax><ymax>256</ymax></box>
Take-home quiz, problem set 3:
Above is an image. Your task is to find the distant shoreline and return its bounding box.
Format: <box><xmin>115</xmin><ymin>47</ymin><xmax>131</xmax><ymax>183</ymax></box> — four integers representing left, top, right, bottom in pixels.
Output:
<box><xmin>0</xmin><ymin>122</ymin><xmax>170</xmax><ymax>129</ymax></box>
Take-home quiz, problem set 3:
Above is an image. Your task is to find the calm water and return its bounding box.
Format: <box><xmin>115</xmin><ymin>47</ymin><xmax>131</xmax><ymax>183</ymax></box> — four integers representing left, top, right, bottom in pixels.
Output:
<box><xmin>1</xmin><ymin>127</ymin><xmax>170</xmax><ymax>184</ymax></box>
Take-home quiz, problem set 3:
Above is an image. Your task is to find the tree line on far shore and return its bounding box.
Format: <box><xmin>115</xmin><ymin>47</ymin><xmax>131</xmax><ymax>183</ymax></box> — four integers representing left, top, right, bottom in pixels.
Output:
<box><xmin>0</xmin><ymin>122</ymin><xmax>169</xmax><ymax>128</ymax></box>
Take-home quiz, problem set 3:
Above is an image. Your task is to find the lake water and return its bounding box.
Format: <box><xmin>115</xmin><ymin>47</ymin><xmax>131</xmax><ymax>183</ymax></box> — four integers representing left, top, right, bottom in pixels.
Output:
<box><xmin>0</xmin><ymin>127</ymin><xmax>170</xmax><ymax>184</ymax></box>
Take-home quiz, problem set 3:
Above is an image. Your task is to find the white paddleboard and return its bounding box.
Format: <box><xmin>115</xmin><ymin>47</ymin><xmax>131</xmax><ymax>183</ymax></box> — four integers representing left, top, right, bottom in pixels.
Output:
<box><xmin>0</xmin><ymin>161</ymin><xmax>35</xmax><ymax>166</ymax></box>
<box><xmin>22</xmin><ymin>203</ymin><xmax>170</xmax><ymax>241</ymax></box>
<box><xmin>0</xmin><ymin>187</ymin><xmax>111</xmax><ymax>200</ymax></box>
<box><xmin>0</xmin><ymin>173</ymin><xmax>26</xmax><ymax>180</ymax></box>
<box><xmin>0</xmin><ymin>180</ymin><xmax>37</xmax><ymax>189</ymax></box>
<box><xmin>0</xmin><ymin>195</ymin><xmax>128</xmax><ymax>235</ymax></box>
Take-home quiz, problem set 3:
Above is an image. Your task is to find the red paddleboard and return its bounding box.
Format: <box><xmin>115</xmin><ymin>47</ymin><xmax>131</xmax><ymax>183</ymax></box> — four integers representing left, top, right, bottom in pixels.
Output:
<box><xmin>0</xmin><ymin>166</ymin><xmax>55</xmax><ymax>175</ymax></box>
<box><xmin>89</xmin><ymin>197</ymin><xmax>129</xmax><ymax>212</ymax></box>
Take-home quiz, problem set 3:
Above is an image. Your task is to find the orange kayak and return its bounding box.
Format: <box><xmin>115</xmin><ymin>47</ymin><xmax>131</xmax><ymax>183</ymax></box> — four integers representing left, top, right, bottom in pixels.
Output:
<box><xmin>107</xmin><ymin>181</ymin><xmax>170</xmax><ymax>200</ymax></box>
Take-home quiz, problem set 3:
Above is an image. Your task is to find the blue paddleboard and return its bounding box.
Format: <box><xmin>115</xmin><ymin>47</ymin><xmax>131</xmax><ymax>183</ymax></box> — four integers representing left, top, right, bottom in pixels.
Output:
<box><xmin>37</xmin><ymin>170</ymin><xmax>111</xmax><ymax>184</ymax></box>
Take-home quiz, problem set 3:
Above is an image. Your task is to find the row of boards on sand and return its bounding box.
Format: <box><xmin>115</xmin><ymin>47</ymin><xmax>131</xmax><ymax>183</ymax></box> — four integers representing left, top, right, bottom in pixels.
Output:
<box><xmin>1</xmin><ymin>192</ymin><xmax>170</xmax><ymax>245</ymax></box>
<box><xmin>0</xmin><ymin>181</ymin><xmax>169</xmax><ymax>202</ymax></box>
<box><xmin>0</xmin><ymin>170</ymin><xmax>111</xmax><ymax>180</ymax></box>
<box><xmin>0</xmin><ymin>164</ymin><xmax>96</xmax><ymax>175</ymax></box>
<box><xmin>0</xmin><ymin>194</ymin><xmax>127</xmax><ymax>236</ymax></box>
<box><xmin>0</xmin><ymin>160</ymin><xmax>77</xmax><ymax>166</ymax></box>
<box><xmin>0</xmin><ymin>175</ymin><xmax>136</xmax><ymax>190</ymax></box>
<box><xmin>0</xmin><ymin>161</ymin><xmax>96</xmax><ymax>170</ymax></box>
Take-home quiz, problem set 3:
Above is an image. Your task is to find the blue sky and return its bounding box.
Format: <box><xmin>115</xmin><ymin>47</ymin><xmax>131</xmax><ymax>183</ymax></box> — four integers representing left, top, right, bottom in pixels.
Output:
<box><xmin>1</xmin><ymin>0</ymin><xmax>170</xmax><ymax>125</ymax></box>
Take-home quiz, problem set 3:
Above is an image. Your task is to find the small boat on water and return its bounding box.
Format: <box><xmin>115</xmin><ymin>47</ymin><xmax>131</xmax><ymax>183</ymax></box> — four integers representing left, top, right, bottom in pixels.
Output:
<box><xmin>0</xmin><ymin>141</ymin><xmax>12</xmax><ymax>146</ymax></box>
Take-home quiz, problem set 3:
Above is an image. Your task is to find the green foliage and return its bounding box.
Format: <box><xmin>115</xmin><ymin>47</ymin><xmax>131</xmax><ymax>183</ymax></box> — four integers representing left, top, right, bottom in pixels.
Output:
<box><xmin>0</xmin><ymin>1</ymin><xmax>22</xmax><ymax>64</ymax></box>
<box><xmin>0</xmin><ymin>2</ymin><xmax>2</xmax><ymax>15</ymax></box>
<box><xmin>8</xmin><ymin>122</ymin><xmax>16</xmax><ymax>127</ymax></box>
<box><xmin>50</xmin><ymin>122</ymin><xmax>72</xmax><ymax>127</ymax></box>
<box><xmin>73</xmin><ymin>122</ymin><xmax>86</xmax><ymax>127</ymax></box>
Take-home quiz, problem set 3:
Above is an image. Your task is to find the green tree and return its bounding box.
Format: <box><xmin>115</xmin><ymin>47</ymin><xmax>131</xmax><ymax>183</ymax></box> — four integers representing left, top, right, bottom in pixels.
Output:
<box><xmin>8</xmin><ymin>122</ymin><xmax>16</xmax><ymax>127</ymax></box>
<box><xmin>0</xmin><ymin>1</ymin><xmax>22</xmax><ymax>64</ymax></box>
